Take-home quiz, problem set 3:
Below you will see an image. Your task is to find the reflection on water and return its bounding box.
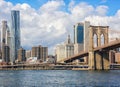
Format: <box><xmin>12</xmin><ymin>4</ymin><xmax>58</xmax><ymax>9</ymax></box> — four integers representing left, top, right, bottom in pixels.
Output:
<box><xmin>0</xmin><ymin>70</ymin><xmax>120</xmax><ymax>87</ymax></box>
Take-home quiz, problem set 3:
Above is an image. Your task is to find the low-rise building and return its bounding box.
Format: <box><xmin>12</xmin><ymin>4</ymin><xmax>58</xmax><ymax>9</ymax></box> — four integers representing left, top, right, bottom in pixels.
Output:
<box><xmin>31</xmin><ymin>45</ymin><xmax>48</xmax><ymax>62</ymax></box>
<box><xmin>26</xmin><ymin>50</ymin><xmax>31</xmax><ymax>58</ymax></box>
<box><xmin>115</xmin><ymin>52</ymin><xmax>120</xmax><ymax>63</ymax></box>
<box><xmin>46</xmin><ymin>55</ymin><xmax>56</xmax><ymax>64</ymax></box>
<box><xmin>17</xmin><ymin>47</ymin><xmax>26</xmax><ymax>62</ymax></box>
<box><xmin>26</xmin><ymin>57</ymin><xmax>38</xmax><ymax>64</ymax></box>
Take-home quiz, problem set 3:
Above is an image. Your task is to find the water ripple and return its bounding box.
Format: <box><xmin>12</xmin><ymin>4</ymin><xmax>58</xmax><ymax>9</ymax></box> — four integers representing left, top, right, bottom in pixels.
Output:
<box><xmin>0</xmin><ymin>70</ymin><xmax>120</xmax><ymax>87</ymax></box>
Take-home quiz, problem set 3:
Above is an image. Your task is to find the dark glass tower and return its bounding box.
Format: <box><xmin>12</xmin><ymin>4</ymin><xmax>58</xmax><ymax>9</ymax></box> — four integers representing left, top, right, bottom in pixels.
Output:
<box><xmin>11</xmin><ymin>10</ymin><xmax>21</xmax><ymax>62</ymax></box>
<box><xmin>74</xmin><ymin>23</ymin><xmax>84</xmax><ymax>44</ymax></box>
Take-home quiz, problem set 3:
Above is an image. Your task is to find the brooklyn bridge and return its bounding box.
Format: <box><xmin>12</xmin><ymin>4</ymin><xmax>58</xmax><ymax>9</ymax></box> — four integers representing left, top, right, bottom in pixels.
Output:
<box><xmin>59</xmin><ymin>25</ymin><xmax>120</xmax><ymax>70</ymax></box>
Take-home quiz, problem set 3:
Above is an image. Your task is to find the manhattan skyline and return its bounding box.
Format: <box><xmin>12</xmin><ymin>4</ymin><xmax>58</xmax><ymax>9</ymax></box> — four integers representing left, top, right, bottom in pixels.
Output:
<box><xmin>0</xmin><ymin>0</ymin><xmax>120</xmax><ymax>54</ymax></box>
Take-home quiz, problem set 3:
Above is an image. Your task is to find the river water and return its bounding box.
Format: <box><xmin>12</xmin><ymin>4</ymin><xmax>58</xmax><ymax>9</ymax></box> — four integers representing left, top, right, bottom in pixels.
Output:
<box><xmin>0</xmin><ymin>70</ymin><xmax>120</xmax><ymax>87</ymax></box>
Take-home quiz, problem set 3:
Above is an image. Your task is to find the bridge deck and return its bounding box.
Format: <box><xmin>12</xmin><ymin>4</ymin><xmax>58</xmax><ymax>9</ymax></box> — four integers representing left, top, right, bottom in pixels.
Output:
<box><xmin>63</xmin><ymin>39</ymin><xmax>120</xmax><ymax>63</ymax></box>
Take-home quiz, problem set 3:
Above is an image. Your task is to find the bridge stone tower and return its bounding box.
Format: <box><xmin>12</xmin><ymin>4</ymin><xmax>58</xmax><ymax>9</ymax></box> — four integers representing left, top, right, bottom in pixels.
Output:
<box><xmin>89</xmin><ymin>26</ymin><xmax>109</xmax><ymax>70</ymax></box>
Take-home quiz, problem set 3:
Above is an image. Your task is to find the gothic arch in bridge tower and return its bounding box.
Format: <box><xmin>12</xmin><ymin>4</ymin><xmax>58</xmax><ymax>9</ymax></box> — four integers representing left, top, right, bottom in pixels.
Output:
<box><xmin>90</xmin><ymin>26</ymin><xmax>109</xmax><ymax>49</ymax></box>
<box><xmin>93</xmin><ymin>33</ymin><xmax>98</xmax><ymax>47</ymax></box>
<box><xmin>101</xmin><ymin>34</ymin><xmax>104</xmax><ymax>45</ymax></box>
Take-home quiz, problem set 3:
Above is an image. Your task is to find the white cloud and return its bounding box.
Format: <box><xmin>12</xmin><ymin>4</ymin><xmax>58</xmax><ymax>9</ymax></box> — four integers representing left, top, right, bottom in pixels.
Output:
<box><xmin>85</xmin><ymin>16</ymin><xmax>109</xmax><ymax>26</ymax></box>
<box><xmin>70</xmin><ymin>2</ymin><xmax>94</xmax><ymax>20</ymax></box>
<box><xmin>0</xmin><ymin>0</ymin><xmax>12</xmax><ymax>21</ymax></box>
<box><xmin>0</xmin><ymin>0</ymin><xmax>120</xmax><ymax>54</ymax></box>
<box><xmin>95</xmin><ymin>5</ymin><xmax>108</xmax><ymax>16</ymax></box>
<box><xmin>39</xmin><ymin>0</ymin><xmax>65</xmax><ymax>13</ymax></box>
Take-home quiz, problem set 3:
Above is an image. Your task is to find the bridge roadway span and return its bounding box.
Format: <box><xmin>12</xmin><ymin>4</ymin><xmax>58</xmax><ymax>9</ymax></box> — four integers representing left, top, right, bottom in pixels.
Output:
<box><xmin>63</xmin><ymin>39</ymin><xmax>120</xmax><ymax>63</ymax></box>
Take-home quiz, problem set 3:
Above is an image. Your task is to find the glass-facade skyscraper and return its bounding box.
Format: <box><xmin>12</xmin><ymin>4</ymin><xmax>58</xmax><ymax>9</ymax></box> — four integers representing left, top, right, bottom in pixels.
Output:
<box><xmin>74</xmin><ymin>23</ymin><xmax>84</xmax><ymax>44</ymax></box>
<box><xmin>10</xmin><ymin>10</ymin><xmax>21</xmax><ymax>62</ymax></box>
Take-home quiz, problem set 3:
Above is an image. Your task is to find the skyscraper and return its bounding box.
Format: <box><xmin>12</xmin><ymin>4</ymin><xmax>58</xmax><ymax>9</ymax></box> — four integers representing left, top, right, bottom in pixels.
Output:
<box><xmin>74</xmin><ymin>23</ymin><xmax>84</xmax><ymax>54</ymax></box>
<box><xmin>1</xmin><ymin>21</ymin><xmax>8</xmax><ymax>50</ymax></box>
<box><xmin>73</xmin><ymin>21</ymin><xmax>90</xmax><ymax>63</ymax></box>
<box><xmin>0</xmin><ymin>28</ymin><xmax>1</xmax><ymax>59</ymax></box>
<box><xmin>74</xmin><ymin>23</ymin><xmax>84</xmax><ymax>44</ymax></box>
<box><xmin>1</xmin><ymin>21</ymin><xmax>10</xmax><ymax>62</ymax></box>
<box><xmin>74</xmin><ymin>21</ymin><xmax>90</xmax><ymax>52</ymax></box>
<box><xmin>11</xmin><ymin>10</ymin><xmax>21</xmax><ymax>62</ymax></box>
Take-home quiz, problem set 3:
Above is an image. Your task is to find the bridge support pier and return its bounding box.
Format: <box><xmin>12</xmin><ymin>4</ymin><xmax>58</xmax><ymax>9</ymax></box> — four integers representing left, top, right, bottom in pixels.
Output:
<box><xmin>89</xmin><ymin>51</ymin><xmax>110</xmax><ymax>70</ymax></box>
<box><xmin>102</xmin><ymin>51</ymin><xmax>109</xmax><ymax>70</ymax></box>
<box><xmin>94</xmin><ymin>52</ymin><xmax>103</xmax><ymax>70</ymax></box>
<box><xmin>88</xmin><ymin>51</ymin><xmax>95</xmax><ymax>70</ymax></box>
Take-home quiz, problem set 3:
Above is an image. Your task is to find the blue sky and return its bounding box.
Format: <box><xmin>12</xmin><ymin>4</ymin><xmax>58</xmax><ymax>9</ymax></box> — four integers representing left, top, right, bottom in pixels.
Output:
<box><xmin>5</xmin><ymin>0</ymin><xmax>120</xmax><ymax>16</ymax></box>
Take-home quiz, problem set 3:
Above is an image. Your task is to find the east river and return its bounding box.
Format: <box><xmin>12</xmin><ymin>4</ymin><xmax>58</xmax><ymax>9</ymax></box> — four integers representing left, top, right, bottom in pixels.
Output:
<box><xmin>0</xmin><ymin>70</ymin><xmax>120</xmax><ymax>87</ymax></box>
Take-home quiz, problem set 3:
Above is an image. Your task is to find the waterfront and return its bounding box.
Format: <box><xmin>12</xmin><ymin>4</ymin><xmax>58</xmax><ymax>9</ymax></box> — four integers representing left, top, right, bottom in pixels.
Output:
<box><xmin>0</xmin><ymin>70</ymin><xmax>120</xmax><ymax>87</ymax></box>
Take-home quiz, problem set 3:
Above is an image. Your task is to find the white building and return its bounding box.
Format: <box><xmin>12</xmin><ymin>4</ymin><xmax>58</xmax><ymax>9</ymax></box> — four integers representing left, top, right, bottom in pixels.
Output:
<box><xmin>55</xmin><ymin>45</ymin><xmax>65</xmax><ymax>62</ymax></box>
<box><xmin>83</xmin><ymin>21</ymin><xmax>90</xmax><ymax>52</ymax></box>
<box><xmin>55</xmin><ymin>35</ymin><xmax>74</xmax><ymax>62</ymax></box>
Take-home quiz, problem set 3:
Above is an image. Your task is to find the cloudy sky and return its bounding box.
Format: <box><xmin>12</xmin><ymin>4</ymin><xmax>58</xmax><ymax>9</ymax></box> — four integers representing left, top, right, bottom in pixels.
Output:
<box><xmin>0</xmin><ymin>0</ymin><xmax>120</xmax><ymax>54</ymax></box>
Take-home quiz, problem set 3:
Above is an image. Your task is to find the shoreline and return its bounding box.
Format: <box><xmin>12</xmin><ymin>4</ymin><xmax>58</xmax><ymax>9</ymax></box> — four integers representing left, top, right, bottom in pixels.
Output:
<box><xmin>0</xmin><ymin>67</ymin><xmax>120</xmax><ymax>71</ymax></box>
<box><xmin>0</xmin><ymin>65</ymin><xmax>88</xmax><ymax>70</ymax></box>
<box><xmin>0</xmin><ymin>64</ymin><xmax>120</xmax><ymax>70</ymax></box>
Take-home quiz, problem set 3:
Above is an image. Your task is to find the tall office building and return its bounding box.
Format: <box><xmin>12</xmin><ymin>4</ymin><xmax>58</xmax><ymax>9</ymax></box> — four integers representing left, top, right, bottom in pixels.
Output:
<box><xmin>11</xmin><ymin>10</ymin><xmax>21</xmax><ymax>62</ymax></box>
<box><xmin>74</xmin><ymin>23</ymin><xmax>84</xmax><ymax>44</ymax></box>
<box><xmin>74</xmin><ymin>21</ymin><xmax>90</xmax><ymax>63</ymax></box>
<box><xmin>74</xmin><ymin>21</ymin><xmax>90</xmax><ymax>51</ymax></box>
<box><xmin>74</xmin><ymin>23</ymin><xmax>84</xmax><ymax>54</ymax></box>
<box><xmin>1</xmin><ymin>21</ymin><xmax>7</xmax><ymax>61</ymax></box>
<box><xmin>1</xmin><ymin>21</ymin><xmax>10</xmax><ymax>62</ymax></box>
<box><xmin>1</xmin><ymin>21</ymin><xmax>8</xmax><ymax>49</ymax></box>
<box><xmin>0</xmin><ymin>29</ymin><xmax>1</xmax><ymax>59</ymax></box>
